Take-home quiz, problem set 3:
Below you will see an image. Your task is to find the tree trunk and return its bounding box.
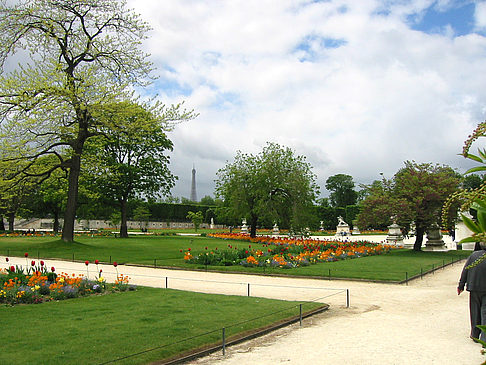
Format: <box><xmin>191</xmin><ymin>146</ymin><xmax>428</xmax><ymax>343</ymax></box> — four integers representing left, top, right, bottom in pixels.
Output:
<box><xmin>119</xmin><ymin>199</ymin><xmax>128</xmax><ymax>238</ymax></box>
<box><xmin>0</xmin><ymin>215</ymin><xmax>5</xmax><ymax>231</ymax></box>
<box><xmin>53</xmin><ymin>210</ymin><xmax>60</xmax><ymax>233</ymax></box>
<box><xmin>7</xmin><ymin>212</ymin><xmax>14</xmax><ymax>231</ymax></box>
<box><xmin>414</xmin><ymin>225</ymin><xmax>426</xmax><ymax>251</ymax></box>
<box><xmin>250</xmin><ymin>214</ymin><xmax>258</xmax><ymax>238</ymax></box>
<box><xmin>62</xmin><ymin>152</ymin><xmax>82</xmax><ymax>242</ymax></box>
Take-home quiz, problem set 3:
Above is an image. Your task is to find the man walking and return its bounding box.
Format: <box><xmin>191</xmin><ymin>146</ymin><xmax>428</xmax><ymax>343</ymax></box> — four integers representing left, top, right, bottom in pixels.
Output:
<box><xmin>458</xmin><ymin>244</ymin><xmax>486</xmax><ymax>342</ymax></box>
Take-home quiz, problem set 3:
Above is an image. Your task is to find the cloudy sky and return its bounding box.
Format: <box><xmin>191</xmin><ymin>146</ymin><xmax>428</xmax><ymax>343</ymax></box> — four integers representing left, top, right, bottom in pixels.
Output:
<box><xmin>126</xmin><ymin>0</ymin><xmax>486</xmax><ymax>200</ymax></box>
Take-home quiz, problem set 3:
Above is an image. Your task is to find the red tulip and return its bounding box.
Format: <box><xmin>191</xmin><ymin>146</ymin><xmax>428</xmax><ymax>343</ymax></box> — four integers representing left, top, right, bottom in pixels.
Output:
<box><xmin>40</xmin><ymin>261</ymin><xmax>44</xmax><ymax>266</ymax></box>
<box><xmin>10</xmin><ymin>265</ymin><xmax>15</xmax><ymax>272</ymax></box>
<box><xmin>51</xmin><ymin>267</ymin><xmax>55</xmax><ymax>272</ymax></box>
<box><xmin>179</xmin><ymin>249</ymin><xmax>183</xmax><ymax>253</ymax></box>
<box><xmin>5</xmin><ymin>257</ymin><xmax>8</xmax><ymax>262</ymax></box>
<box><xmin>113</xmin><ymin>262</ymin><xmax>118</xmax><ymax>267</ymax></box>
<box><xmin>188</xmin><ymin>248</ymin><xmax>191</xmax><ymax>251</ymax></box>
<box><xmin>31</xmin><ymin>260</ymin><xmax>35</xmax><ymax>266</ymax></box>
<box><xmin>24</xmin><ymin>252</ymin><xmax>28</xmax><ymax>257</ymax></box>
<box><xmin>95</xmin><ymin>259</ymin><xmax>99</xmax><ymax>265</ymax></box>
<box><xmin>85</xmin><ymin>260</ymin><xmax>89</xmax><ymax>266</ymax></box>
<box><xmin>99</xmin><ymin>269</ymin><xmax>103</xmax><ymax>273</ymax></box>
<box><xmin>205</xmin><ymin>247</ymin><xmax>208</xmax><ymax>250</ymax></box>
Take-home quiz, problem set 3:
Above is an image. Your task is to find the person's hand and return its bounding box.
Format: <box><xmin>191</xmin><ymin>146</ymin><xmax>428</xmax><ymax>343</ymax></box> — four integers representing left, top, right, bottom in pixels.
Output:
<box><xmin>457</xmin><ymin>288</ymin><xmax>464</xmax><ymax>295</ymax></box>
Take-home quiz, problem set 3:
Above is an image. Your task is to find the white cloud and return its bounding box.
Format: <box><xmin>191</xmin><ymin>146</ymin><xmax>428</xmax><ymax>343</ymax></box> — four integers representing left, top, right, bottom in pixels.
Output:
<box><xmin>127</xmin><ymin>0</ymin><xmax>486</xmax><ymax>199</ymax></box>
<box><xmin>475</xmin><ymin>1</ymin><xmax>486</xmax><ymax>30</ymax></box>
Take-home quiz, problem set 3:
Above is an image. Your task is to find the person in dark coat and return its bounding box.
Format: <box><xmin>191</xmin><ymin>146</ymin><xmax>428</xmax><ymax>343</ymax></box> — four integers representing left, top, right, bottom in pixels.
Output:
<box><xmin>458</xmin><ymin>243</ymin><xmax>486</xmax><ymax>342</ymax></box>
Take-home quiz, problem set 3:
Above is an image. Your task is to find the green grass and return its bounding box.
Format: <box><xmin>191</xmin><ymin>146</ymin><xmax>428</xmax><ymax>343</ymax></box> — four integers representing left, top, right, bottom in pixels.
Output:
<box><xmin>0</xmin><ymin>235</ymin><xmax>470</xmax><ymax>281</ymax></box>
<box><xmin>0</xmin><ymin>287</ymin><xmax>322</xmax><ymax>364</ymax></box>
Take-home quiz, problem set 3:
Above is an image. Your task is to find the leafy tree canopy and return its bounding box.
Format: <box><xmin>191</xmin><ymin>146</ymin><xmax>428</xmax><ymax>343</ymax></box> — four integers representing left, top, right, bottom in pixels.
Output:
<box><xmin>325</xmin><ymin>174</ymin><xmax>358</xmax><ymax>208</ymax></box>
<box><xmin>215</xmin><ymin>142</ymin><xmax>319</xmax><ymax>237</ymax></box>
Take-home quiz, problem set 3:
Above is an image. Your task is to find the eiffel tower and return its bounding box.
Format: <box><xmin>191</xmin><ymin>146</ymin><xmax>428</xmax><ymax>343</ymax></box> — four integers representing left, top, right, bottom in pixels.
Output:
<box><xmin>190</xmin><ymin>165</ymin><xmax>197</xmax><ymax>202</ymax></box>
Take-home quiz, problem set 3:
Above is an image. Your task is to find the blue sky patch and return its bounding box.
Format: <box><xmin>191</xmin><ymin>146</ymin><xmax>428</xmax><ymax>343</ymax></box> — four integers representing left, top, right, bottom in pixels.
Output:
<box><xmin>294</xmin><ymin>35</ymin><xmax>347</xmax><ymax>62</ymax></box>
<box><xmin>407</xmin><ymin>1</ymin><xmax>476</xmax><ymax>36</ymax></box>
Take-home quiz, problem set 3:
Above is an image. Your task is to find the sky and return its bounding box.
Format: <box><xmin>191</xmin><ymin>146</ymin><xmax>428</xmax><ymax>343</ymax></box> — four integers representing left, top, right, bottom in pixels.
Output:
<box><xmin>124</xmin><ymin>0</ymin><xmax>486</xmax><ymax>200</ymax></box>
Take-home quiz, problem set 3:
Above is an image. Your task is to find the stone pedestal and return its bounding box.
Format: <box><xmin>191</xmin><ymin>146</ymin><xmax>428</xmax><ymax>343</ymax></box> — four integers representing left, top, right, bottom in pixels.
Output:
<box><xmin>335</xmin><ymin>217</ymin><xmax>350</xmax><ymax>237</ymax></box>
<box><xmin>424</xmin><ymin>223</ymin><xmax>447</xmax><ymax>251</ymax></box>
<box><xmin>272</xmin><ymin>223</ymin><xmax>280</xmax><ymax>236</ymax></box>
<box><xmin>386</xmin><ymin>223</ymin><xmax>404</xmax><ymax>247</ymax></box>
<box><xmin>461</xmin><ymin>242</ymin><xmax>476</xmax><ymax>251</ymax></box>
<box><xmin>210</xmin><ymin>218</ymin><xmax>215</xmax><ymax>230</ymax></box>
<box><xmin>241</xmin><ymin>218</ymin><xmax>248</xmax><ymax>234</ymax></box>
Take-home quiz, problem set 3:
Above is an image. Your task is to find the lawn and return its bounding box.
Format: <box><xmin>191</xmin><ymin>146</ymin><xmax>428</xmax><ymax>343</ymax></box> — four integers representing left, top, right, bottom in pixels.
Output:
<box><xmin>0</xmin><ymin>286</ymin><xmax>323</xmax><ymax>365</ymax></box>
<box><xmin>0</xmin><ymin>234</ymin><xmax>470</xmax><ymax>282</ymax></box>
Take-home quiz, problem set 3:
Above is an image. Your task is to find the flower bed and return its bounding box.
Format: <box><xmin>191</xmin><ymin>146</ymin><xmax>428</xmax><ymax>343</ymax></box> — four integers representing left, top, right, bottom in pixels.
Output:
<box><xmin>1</xmin><ymin>255</ymin><xmax>135</xmax><ymax>306</ymax></box>
<box><xmin>182</xmin><ymin>233</ymin><xmax>395</xmax><ymax>269</ymax></box>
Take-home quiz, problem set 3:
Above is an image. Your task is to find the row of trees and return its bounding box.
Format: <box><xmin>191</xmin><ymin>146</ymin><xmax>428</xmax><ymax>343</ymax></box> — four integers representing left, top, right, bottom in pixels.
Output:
<box><xmin>0</xmin><ymin>0</ymin><xmax>195</xmax><ymax>240</ymax></box>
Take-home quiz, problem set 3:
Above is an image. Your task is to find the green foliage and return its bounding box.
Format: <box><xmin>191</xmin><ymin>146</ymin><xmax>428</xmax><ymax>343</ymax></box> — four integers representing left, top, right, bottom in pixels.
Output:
<box><xmin>0</xmin><ymin>0</ymin><xmax>158</xmax><ymax>242</ymax></box>
<box><xmin>186</xmin><ymin>211</ymin><xmax>204</xmax><ymax>232</ymax></box>
<box><xmin>358</xmin><ymin>162</ymin><xmax>460</xmax><ymax>244</ymax></box>
<box><xmin>133</xmin><ymin>205</ymin><xmax>150</xmax><ymax>230</ymax></box>
<box><xmin>345</xmin><ymin>205</ymin><xmax>360</xmax><ymax>227</ymax></box>
<box><xmin>325</xmin><ymin>174</ymin><xmax>358</xmax><ymax>207</ymax></box>
<box><xmin>215</xmin><ymin>142</ymin><xmax>319</xmax><ymax>237</ymax></box>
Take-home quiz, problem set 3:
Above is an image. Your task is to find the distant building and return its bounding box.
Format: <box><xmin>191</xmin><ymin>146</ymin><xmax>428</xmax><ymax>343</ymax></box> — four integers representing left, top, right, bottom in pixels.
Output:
<box><xmin>190</xmin><ymin>165</ymin><xmax>198</xmax><ymax>202</ymax></box>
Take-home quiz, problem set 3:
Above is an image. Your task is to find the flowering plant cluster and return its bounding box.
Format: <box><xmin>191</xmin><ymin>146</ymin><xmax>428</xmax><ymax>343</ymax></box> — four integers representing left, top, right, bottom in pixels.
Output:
<box><xmin>182</xmin><ymin>233</ymin><xmax>394</xmax><ymax>269</ymax></box>
<box><xmin>1</xmin><ymin>256</ymin><xmax>135</xmax><ymax>305</ymax></box>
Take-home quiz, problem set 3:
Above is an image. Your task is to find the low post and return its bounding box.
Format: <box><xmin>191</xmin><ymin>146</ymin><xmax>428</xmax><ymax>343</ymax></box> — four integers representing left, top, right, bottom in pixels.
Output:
<box><xmin>432</xmin><ymin>264</ymin><xmax>435</xmax><ymax>274</ymax></box>
<box><xmin>247</xmin><ymin>283</ymin><xmax>250</xmax><ymax>297</ymax></box>
<box><xmin>346</xmin><ymin>289</ymin><xmax>350</xmax><ymax>308</ymax></box>
<box><xmin>154</xmin><ymin>259</ymin><xmax>157</xmax><ymax>268</ymax></box>
<box><xmin>299</xmin><ymin>304</ymin><xmax>303</xmax><ymax>327</ymax></box>
<box><xmin>405</xmin><ymin>272</ymin><xmax>408</xmax><ymax>285</ymax></box>
<box><xmin>165</xmin><ymin>277</ymin><xmax>168</xmax><ymax>289</ymax></box>
<box><xmin>421</xmin><ymin>268</ymin><xmax>423</xmax><ymax>279</ymax></box>
<box><xmin>328</xmin><ymin>269</ymin><xmax>331</xmax><ymax>280</ymax></box>
<box><xmin>443</xmin><ymin>259</ymin><xmax>445</xmax><ymax>269</ymax></box>
<box><xmin>222</xmin><ymin>327</ymin><xmax>226</xmax><ymax>356</ymax></box>
<box><xmin>72</xmin><ymin>253</ymin><xmax>75</xmax><ymax>262</ymax></box>
<box><xmin>109</xmin><ymin>255</ymin><xmax>112</xmax><ymax>264</ymax></box>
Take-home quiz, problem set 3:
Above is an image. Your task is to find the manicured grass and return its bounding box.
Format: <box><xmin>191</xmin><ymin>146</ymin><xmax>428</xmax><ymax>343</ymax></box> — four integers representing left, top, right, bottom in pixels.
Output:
<box><xmin>0</xmin><ymin>287</ymin><xmax>322</xmax><ymax>364</ymax></box>
<box><xmin>0</xmin><ymin>235</ymin><xmax>470</xmax><ymax>281</ymax></box>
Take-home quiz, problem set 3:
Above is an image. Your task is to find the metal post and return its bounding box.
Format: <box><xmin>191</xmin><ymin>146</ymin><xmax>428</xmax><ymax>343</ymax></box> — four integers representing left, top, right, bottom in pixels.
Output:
<box><xmin>443</xmin><ymin>259</ymin><xmax>445</xmax><ymax>269</ymax></box>
<box><xmin>421</xmin><ymin>268</ymin><xmax>423</xmax><ymax>279</ymax></box>
<box><xmin>222</xmin><ymin>327</ymin><xmax>226</xmax><ymax>356</ymax></box>
<box><xmin>109</xmin><ymin>255</ymin><xmax>112</xmax><ymax>264</ymax></box>
<box><xmin>328</xmin><ymin>269</ymin><xmax>331</xmax><ymax>280</ymax></box>
<box><xmin>346</xmin><ymin>289</ymin><xmax>350</xmax><ymax>308</ymax></box>
<box><xmin>405</xmin><ymin>272</ymin><xmax>408</xmax><ymax>285</ymax></box>
<box><xmin>154</xmin><ymin>259</ymin><xmax>157</xmax><ymax>268</ymax></box>
<box><xmin>72</xmin><ymin>253</ymin><xmax>75</xmax><ymax>262</ymax></box>
<box><xmin>165</xmin><ymin>277</ymin><xmax>168</xmax><ymax>289</ymax></box>
<box><xmin>299</xmin><ymin>304</ymin><xmax>303</xmax><ymax>327</ymax></box>
<box><xmin>432</xmin><ymin>264</ymin><xmax>434</xmax><ymax>274</ymax></box>
<box><xmin>247</xmin><ymin>283</ymin><xmax>250</xmax><ymax>297</ymax></box>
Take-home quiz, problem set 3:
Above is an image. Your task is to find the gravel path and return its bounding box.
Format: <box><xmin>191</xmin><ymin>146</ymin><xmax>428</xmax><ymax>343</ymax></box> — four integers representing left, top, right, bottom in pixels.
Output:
<box><xmin>2</xmin><ymin>255</ymin><xmax>483</xmax><ymax>365</ymax></box>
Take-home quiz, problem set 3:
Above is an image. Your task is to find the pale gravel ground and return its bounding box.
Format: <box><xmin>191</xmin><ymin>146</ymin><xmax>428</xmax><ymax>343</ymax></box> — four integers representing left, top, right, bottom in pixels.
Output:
<box><xmin>2</xmin><ymin>248</ymin><xmax>484</xmax><ymax>365</ymax></box>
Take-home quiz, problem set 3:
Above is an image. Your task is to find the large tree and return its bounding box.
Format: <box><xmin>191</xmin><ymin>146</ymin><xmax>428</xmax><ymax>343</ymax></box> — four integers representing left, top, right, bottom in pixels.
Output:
<box><xmin>0</xmin><ymin>0</ymin><xmax>153</xmax><ymax>242</ymax></box>
<box><xmin>215</xmin><ymin>143</ymin><xmax>319</xmax><ymax>237</ymax></box>
<box><xmin>358</xmin><ymin>161</ymin><xmax>461</xmax><ymax>251</ymax></box>
<box><xmin>325</xmin><ymin>174</ymin><xmax>358</xmax><ymax>208</ymax></box>
<box><xmin>83</xmin><ymin>101</ymin><xmax>193</xmax><ymax>238</ymax></box>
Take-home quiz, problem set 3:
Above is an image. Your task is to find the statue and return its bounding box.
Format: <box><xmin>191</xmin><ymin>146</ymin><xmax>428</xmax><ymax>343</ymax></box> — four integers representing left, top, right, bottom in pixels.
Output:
<box><xmin>337</xmin><ymin>216</ymin><xmax>346</xmax><ymax>225</ymax></box>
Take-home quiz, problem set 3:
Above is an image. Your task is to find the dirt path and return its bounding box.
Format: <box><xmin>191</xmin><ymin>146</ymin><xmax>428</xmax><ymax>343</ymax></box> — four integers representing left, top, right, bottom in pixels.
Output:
<box><xmin>2</xmin><ymin>256</ymin><xmax>483</xmax><ymax>364</ymax></box>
